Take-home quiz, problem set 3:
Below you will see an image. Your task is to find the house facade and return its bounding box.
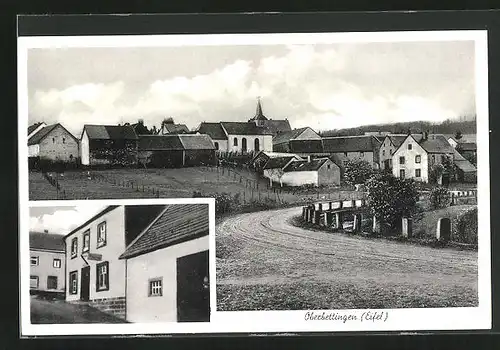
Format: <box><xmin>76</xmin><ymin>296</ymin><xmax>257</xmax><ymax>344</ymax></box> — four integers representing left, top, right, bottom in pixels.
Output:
<box><xmin>322</xmin><ymin>135</ymin><xmax>381</xmax><ymax>169</ymax></box>
<box><xmin>28</xmin><ymin>123</ymin><xmax>79</xmax><ymax>162</ymax></box>
<box><xmin>119</xmin><ymin>204</ymin><xmax>210</xmax><ymax>323</ymax></box>
<box><xmin>30</xmin><ymin>231</ymin><xmax>65</xmax><ymax>295</ymax></box>
<box><xmin>272</xmin><ymin>127</ymin><xmax>322</xmax><ymax>153</ymax></box>
<box><xmin>262</xmin><ymin>155</ymin><xmax>302</xmax><ymax>186</ymax></box>
<box><xmin>280</xmin><ymin>157</ymin><xmax>340</xmax><ymax>187</ymax></box>
<box><xmin>378</xmin><ymin>134</ymin><xmax>407</xmax><ymax>171</ymax></box>
<box><xmin>80</xmin><ymin>125</ymin><xmax>139</xmax><ymax>166</ymax></box>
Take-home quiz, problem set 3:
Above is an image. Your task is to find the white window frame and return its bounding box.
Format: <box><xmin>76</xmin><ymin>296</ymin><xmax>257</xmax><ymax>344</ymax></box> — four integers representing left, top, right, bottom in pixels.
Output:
<box><xmin>399</xmin><ymin>156</ymin><xmax>405</xmax><ymax>165</ymax></box>
<box><xmin>415</xmin><ymin>155</ymin><xmax>421</xmax><ymax>164</ymax></box>
<box><xmin>53</xmin><ymin>258</ymin><xmax>61</xmax><ymax>268</ymax></box>
<box><xmin>30</xmin><ymin>275</ymin><xmax>39</xmax><ymax>289</ymax></box>
<box><xmin>149</xmin><ymin>278</ymin><xmax>163</xmax><ymax>297</ymax></box>
<box><xmin>70</xmin><ymin>271</ymin><xmax>78</xmax><ymax>294</ymax></box>
<box><xmin>83</xmin><ymin>230</ymin><xmax>90</xmax><ymax>252</ymax></box>
<box><xmin>31</xmin><ymin>256</ymin><xmax>39</xmax><ymax>266</ymax></box>
<box><xmin>71</xmin><ymin>237</ymin><xmax>78</xmax><ymax>258</ymax></box>
<box><xmin>97</xmin><ymin>222</ymin><xmax>107</xmax><ymax>248</ymax></box>
<box><xmin>96</xmin><ymin>261</ymin><xmax>109</xmax><ymax>291</ymax></box>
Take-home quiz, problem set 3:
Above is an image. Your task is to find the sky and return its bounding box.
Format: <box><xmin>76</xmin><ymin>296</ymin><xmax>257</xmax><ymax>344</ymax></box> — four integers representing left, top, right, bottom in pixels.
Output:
<box><xmin>27</xmin><ymin>41</ymin><xmax>476</xmax><ymax>136</ymax></box>
<box><xmin>30</xmin><ymin>205</ymin><xmax>107</xmax><ymax>235</ymax></box>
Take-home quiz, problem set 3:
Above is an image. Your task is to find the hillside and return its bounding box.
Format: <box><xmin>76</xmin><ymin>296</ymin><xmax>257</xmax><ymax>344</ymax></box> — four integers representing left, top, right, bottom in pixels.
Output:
<box><xmin>320</xmin><ymin>118</ymin><xmax>477</xmax><ymax>137</ymax></box>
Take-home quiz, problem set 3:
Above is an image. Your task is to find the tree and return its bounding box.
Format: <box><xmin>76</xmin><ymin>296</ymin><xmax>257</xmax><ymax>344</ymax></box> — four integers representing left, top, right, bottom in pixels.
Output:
<box><xmin>365</xmin><ymin>173</ymin><xmax>419</xmax><ymax>233</ymax></box>
<box><xmin>455</xmin><ymin>130</ymin><xmax>463</xmax><ymax>140</ymax></box>
<box><xmin>429</xmin><ymin>186</ymin><xmax>451</xmax><ymax>210</ymax></box>
<box><xmin>428</xmin><ymin>163</ymin><xmax>445</xmax><ymax>185</ymax></box>
<box><xmin>462</xmin><ymin>152</ymin><xmax>477</xmax><ymax>167</ymax></box>
<box><xmin>344</xmin><ymin>159</ymin><xmax>374</xmax><ymax>186</ymax></box>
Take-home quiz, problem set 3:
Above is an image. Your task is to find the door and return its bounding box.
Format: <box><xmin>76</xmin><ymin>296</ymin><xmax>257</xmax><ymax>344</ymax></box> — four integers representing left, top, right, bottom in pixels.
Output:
<box><xmin>384</xmin><ymin>159</ymin><xmax>390</xmax><ymax>170</ymax></box>
<box><xmin>176</xmin><ymin>250</ymin><xmax>210</xmax><ymax>322</ymax></box>
<box><xmin>47</xmin><ymin>276</ymin><xmax>58</xmax><ymax>290</ymax></box>
<box><xmin>439</xmin><ymin>218</ymin><xmax>451</xmax><ymax>241</ymax></box>
<box><xmin>80</xmin><ymin>266</ymin><xmax>90</xmax><ymax>301</ymax></box>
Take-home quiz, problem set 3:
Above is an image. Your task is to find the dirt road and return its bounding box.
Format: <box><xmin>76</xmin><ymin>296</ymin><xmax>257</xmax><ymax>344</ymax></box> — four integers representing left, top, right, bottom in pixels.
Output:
<box><xmin>216</xmin><ymin>207</ymin><xmax>478</xmax><ymax>310</ymax></box>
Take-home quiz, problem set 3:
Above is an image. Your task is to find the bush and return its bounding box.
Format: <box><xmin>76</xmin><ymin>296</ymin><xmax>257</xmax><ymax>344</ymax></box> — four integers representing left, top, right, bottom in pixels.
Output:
<box><xmin>429</xmin><ymin>187</ymin><xmax>451</xmax><ymax>210</ymax></box>
<box><xmin>344</xmin><ymin>159</ymin><xmax>374</xmax><ymax>186</ymax></box>
<box><xmin>453</xmin><ymin>208</ymin><xmax>478</xmax><ymax>244</ymax></box>
<box><xmin>193</xmin><ymin>191</ymin><xmax>240</xmax><ymax>215</ymax></box>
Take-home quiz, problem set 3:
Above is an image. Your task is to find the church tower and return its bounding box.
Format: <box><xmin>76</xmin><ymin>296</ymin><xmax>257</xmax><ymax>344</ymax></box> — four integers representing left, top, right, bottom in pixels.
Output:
<box><xmin>249</xmin><ymin>97</ymin><xmax>268</xmax><ymax>127</ymax></box>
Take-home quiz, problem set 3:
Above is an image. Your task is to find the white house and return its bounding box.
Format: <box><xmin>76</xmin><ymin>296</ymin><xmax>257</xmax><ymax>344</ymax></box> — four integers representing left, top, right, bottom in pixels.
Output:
<box><xmin>28</xmin><ymin>123</ymin><xmax>79</xmax><ymax>162</ymax></box>
<box><xmin>391</xmin><ymin>133</ymin><xmax>455</xmax><ymax>183</ymax></box>
<box><xmin>30</xmin><ymin>231</ymin><xmax>65</xmax><ymax>295</ymax></box>
<box><xmin>378</xmin><ymin>134</ymin><xmax>407</xmax><ymax>171</ymax></box>
<box><xmin>119</xmin><ymin>204</ymin><xmax>210</xmax><ymax>323</ymax></box>
<box><xmin>280</xmin><ymin>157</ymin><xmax>340</xmax><ymax>187</ymax></box>
<box><xmin>262</xmin><ymin>155</ymin><xmax>303</xmax><ymax>186</ymax></box>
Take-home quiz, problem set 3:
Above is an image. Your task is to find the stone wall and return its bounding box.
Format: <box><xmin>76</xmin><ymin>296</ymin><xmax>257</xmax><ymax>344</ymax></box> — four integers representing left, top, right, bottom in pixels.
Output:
<box><xmin>89</xmin><ymin>296</ymin><xmax>126</xmax><ymax>320</ymax></box>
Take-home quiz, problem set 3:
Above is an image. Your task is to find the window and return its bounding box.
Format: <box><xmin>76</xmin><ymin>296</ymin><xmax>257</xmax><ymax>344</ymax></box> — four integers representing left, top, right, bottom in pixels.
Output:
<box><xmin>47</xmin><ymin>276</ymin><xmax>58</xmax><ymax>290</ymax></box>
<box><xmin>432</xmin><ymin>155</ymin><xmax>436</xmax><ymax>163</ymax></box>
<box><xmin>344</xmin><ymin>152</ymin><xmax>347</xmax><ymax>156</ymax></box>
<box><xmin>241</xmin><ymin>138</ymin><xmax>247</xmax><ymax>152</ymax></box>
<box><xmin>382</xmin><ymin>150</ymin><xmax>385</xmax><ymax>156</ymax></box>
<box><xmin>408</xmin><ymin>143</ymin><xmax>412</xmax><ymax>150</ymax></box>
<box><xmin>327</xmin><ymin>164</ymin><xmax>331</xmax><ymax>170</ymax></box>
<box><xmin>360</xmin><ymin>151</ymin><xmax>364</xmax><ymax>157</ymax></box>
<box><xmin>415</xmin><ymin>155</ymin><xmax>421</xmax><ymax>164</ymax></box>
<box><xmin>149</xmin><ymin>278</ymin><xmax>163</xmax><ymax>297</ymax></box>
<box><xmin>52</xmin><ymin>137</ymin><xmax>55</xmax><ymax>143</ymax></box>
<box><xmin>233</xmin><ymin>137</ymin><xmax>238</xmax><ymax>146</ymax></box>
<box><xmin>69</xmin><ymin>271</ymin><xmax>78</xmax><ymax>294</ymax></box>
<box><xmin>214</xmin><ymin>142</ymin><xmax>219</xmax><ymax>150</ymax></box>
<box><xmin>71</xmin><ymin>237</ymin><xmax>78</xmax><ymax>258</ymax></box>
<box><xmin>83</xmin><ymin>230</ymin><xmax>90</xmax><ymax>252</ymax></box>
<box><xmin>97</xmin><ymin>222</ymin><xmax>107</xmax><ymax>248</ymax></box>
<box><xmin>53</xmin><ymin>258</ymin><xmax>61</xmax><ymax>268</ymax></box>
<box><xmin>30</xmin><ymin>256</ymin><xmax>39</xmax><ymax>266</ymax></box>
<box><xmin>30</xmin><ymin>276</ymin><xmax>39</xmax><ymax>289</ymax></box>
<box><xmin>63</xmin><ymin>137</ymin><xmax>66</xmax><ymax>144</ymax></box>
<box><xmin>415</xmin><ymin>169</ymin><xmax>421</xmax><ymax>177</ymax></box>
<box><xmin>399</xmin><ymin>169</ymin><xmax>405</xmax><ymax>178</ymax></box>
<box><xmin>399</xmin><ymin>156</ymin><xmax>405</xmax><ymax>165</ymax></box>
<box><xmin>96</xmin><ymin>261</ymin><xmax>109</xmax><ymax>291</ymax></box>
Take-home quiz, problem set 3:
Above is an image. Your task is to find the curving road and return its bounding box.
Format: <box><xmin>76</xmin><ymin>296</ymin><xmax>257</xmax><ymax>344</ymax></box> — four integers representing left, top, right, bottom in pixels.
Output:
<box><xmin>216</xmin><ymin>206</ymin><xmax>478</xmax><ymax>309</ymax></box>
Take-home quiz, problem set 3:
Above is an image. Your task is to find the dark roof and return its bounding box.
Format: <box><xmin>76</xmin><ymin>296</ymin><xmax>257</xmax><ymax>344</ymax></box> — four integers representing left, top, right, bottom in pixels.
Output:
<box><xmin>83</xmin><ymin>125</ymin><xmax>138</xmax><ymax>140</ymax></box>
<box><xmin>322</xmin><ymin>135</ymin><xmax>380</xmax><ymax>153</ymax></box>
<box><xmin>262</xmin><ymin>120</ymin><xmax>292</xmax><ymax>135</ymax></box>
<box><xmin>445</xmin><ymin>134</ymin><xmax>476</xmax><ymax>143</ymax></box>
<box><xmin>457</xmin><ymin>142</ymin><xmax>477</xmax><ymax>151</ymax></box>
<box><xmin>414</xmin><ymin>134</ymin><xmax>455</xmax><ymax>154</ymax></box>
<box><xmin>221</xmin><ymin>122</ymin><xmax>274</xmax><ymax>135</ymax></box>
<box><xmin>263</xmin><ymin>156</ymin><xmax>296</xmax><ymax>169</ymax></box>
<box><xmin>28</xmin><ymin>122</ymin><xmax>44</xmax><ymax>135</ymax></box>
<box><xmin>120</xmin><ymin>204</ymin><xmax>209</xmax><ymax>259</ymax></box>
<box><xmin>273</xmin><ymin>127</ymin><xmax>310</xmax><ymax>145</ymax></box>
<box><xmin>197</xmin><ymin>122</ymin><xmax>227</xmax><ymax>140</ymax></box>
<box><xmin>386</xmin><ymin>135</ymin><xmax>407</xmax><ymax>148</ymax></box>
<box><xmin>138</xmin><ymin>135</ymin><xmax>184</xmax><ymax>150</ymax></box>
<box><xmin>178</xmin><ymin>134</ymin><xmax>215</xmax><ymax>150</ymax></box>
<box><xmin>164</xmin><ymin>123</ymin><xmax>189</xmax><ymax>134</ymax></box>
<box><xmin>283</xmin><ymin>158</ymin><xmax>331</xmax><ymax>172</ymax></box>
<box><xmin>454</xmin><ymin>159</ymin><xmax>476</xmax><ymax>172</ymax></box>
<box><xmin>124</xmin><ymin>205</ymin><xmax>168</xmax><ymax>247</ymax></box>
<box><xmin>64</xmin><ymin>206</ymin><xmax>119</xmax><ymax>239</ymax></box>
<box><xmin>453</xmin><ymin>149</ymin><xmax>467</xmax><ymax>161</ymax></box>
<box><xmin>289</xmin><ymin>139</ymin><xmax>324</xmax><ymax>153</ymax></box>
<box><xmin>30</xmin><ymin>231</ymin><xmax>65</xmax><ymax>252</ymax></box>
<box><xmin>28</xmin><ymin>124</ymin><xmax>60</xmax><ymax>145</ymax></box>
<box><xmin>248</xmin><ymin>99</ymin><xmax>268</xmax><ymax>121</ymax></box>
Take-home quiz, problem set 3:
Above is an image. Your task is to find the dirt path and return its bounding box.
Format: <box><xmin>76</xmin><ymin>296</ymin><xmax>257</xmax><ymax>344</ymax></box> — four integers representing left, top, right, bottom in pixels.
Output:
<box><xmin>216</xmin><ymin>207</ymin><xmax>478</xmax><ymax>310</ymax></box>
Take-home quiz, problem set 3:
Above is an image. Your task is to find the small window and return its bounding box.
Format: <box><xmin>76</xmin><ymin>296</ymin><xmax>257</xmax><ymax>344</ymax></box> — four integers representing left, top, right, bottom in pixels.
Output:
<box><xmin>83</xmin><ymin>230</ymin><xmax>90</xmax><ymax>252</ymax></box>
<box><xmin>327</xmin><ymin>164</ymin><xmax>331</xmax><ymax>170</ymax></box>
<box><xmin>47</xmin><ymin>276</ymin><xmax>58</xmax><ymax>290</ymax></box>
<box><xmin>69</xmin><ymin>271</ymin><xmax>78</xmax><ymax>294</ymax></box>
<box><xmin>63</xmin><ymin>137</ymin><xmax>66</xmax><ymax>144</ymax></box>
<box><xmin>53</xmin><ymin>258</ymin><xmax>61</xmax><ymax>268</ymax></box>
<box><xmin>30</xmin><ymin>276</ymin><xmax>39</xmax><ymax>289</ymax></box>
<box><xmin>233</xmin><ymin>137</ymin><xmax>238</xmax><ymax>147</ymax></box>
<box><xmin>415</xmin><ymin>169</ymin><xmax>421</xmax><ymax>177</ymax></box>
<box><xmin>399</xmin><ymin>169</ymin><xmax>405</xmax><ymax>178</ymax></box>
<box><xmin>415</xmin><ymin>155</ymin><xmax>421</xmax><ymax>164</ymax></box>
<box><xmin>360</xmin><ymin>151</ymin><xmax>364</xmax><ymax>157</ymax></box>
<box><xmin>71</xmin><ymin>237</ymin><xmax>78</xmax><ymax>258</ymax></box>
<box><xmin>97</xmin><ymin>222</ymin><xmax>107</xmax><ymax>248</ymax></box>
<box><xmin>214</xmin><ymin>142</ymin><xmax>219</xmax><ymax>150</ymax></box>
<box><xmin>149</xmin><ymin>278</ymin><xmax>163</xmax><ymax>297</ymax></box>
<box><xmin>52</xmin><ymin>137</ymin><xmax>55</xmax><ymax>143</ymax></box>
<box><xmin>382</xmin><ymin>150</ymin><xmax>385</xmax><ymax>156</ymax></box>
<box><xmin>96</xmin><ymin>261</ymin><xmax>109</xmax><ymax>291</ymax></box>
<box><xmin>30</xmin><ymin>256</ymin><xmax>39</xmax><ymax>266</ymax></box>
<box><xmin>399</xmin><ymin>156</ymin><xmax>405</xmax><ymax>165</ymax></box>
<box><xmin>408</xmin><ymin>143</ymin><xmax>412</xmax><ymax>150</ymax></box>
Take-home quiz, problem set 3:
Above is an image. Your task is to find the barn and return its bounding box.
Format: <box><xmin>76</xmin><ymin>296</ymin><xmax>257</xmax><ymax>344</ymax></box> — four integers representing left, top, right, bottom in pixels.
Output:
<box><xmin>28</xmin><ymin>123</ymin><xmax>79</xmax><ymax>168</ymax></box>
<box><xmin>281</xmin><ymin>157</ymin><xmax>341</xmax><ymax>187</ymax></box>
<box><xmin>80</xmin><ymin>125</ymin><xmax>139</xmax><ymax>167</ymax></box>
<box><xmin>138</xmin><ymin>134</ymin><xmax>216</xmax><ymax>168</ymax></box>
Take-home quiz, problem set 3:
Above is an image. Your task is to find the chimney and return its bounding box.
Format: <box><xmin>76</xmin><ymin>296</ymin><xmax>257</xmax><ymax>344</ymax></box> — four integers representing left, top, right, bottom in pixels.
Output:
<box><xmin>138</xmin><ymin>119</ymin><xmax>144</xmax><ymax>124</ymax></box>
<box><xmin>44</xmin><ymin>229</ymin><xmax>48</xmax><ymax>233</ymax></box>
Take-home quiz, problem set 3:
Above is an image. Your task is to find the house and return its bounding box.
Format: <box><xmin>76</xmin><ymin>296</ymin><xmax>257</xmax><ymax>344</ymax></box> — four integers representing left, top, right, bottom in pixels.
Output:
<box><xmin>158</xmin><ymin>119</ymin><xmax>190</xmax><ymax>135</ymax></box>
<box><xmin>137</xmin><ymin>134</ymin><xmax>216</xmax><ymax>168</ymax></box>
<box><xmin>250</xmin><ymin>150</ymin><xmax>302</xmax><ymax>173</ymax></box>
<box><xmin>445</xmin><ymin>134</ymin><xmax>476</xmax><ymax>148</ymax></box>
<box><xmin>455</xmin><ymin>142</ymin><xmax>477</xmax><ymax>161</ymax></box>
<box><xmin>63</xmin><ymin>205</ymin><xmax>166</xmax><ymax>320</ymax></box>
<box><xmin>119</xmin><ymin>204</ymin><xmax>210</xmax><ymax>323</ymax></box>
<box><xmin>28</xmin><ymin>122</ymin><xmax>47</xmax><ymax>139</ymax></box>
<box><xmin>378</xmin><ymin>134</ymin><xmax>407</xmax><ymax>171</ymax></box>
<box><xmin>80</xmin><ymin>125</ymin><xmax>139</xmax><ymax>166</ymax></box>
<box><xmin>453</xmin><ymin>149</ymin><xmax>477</xmax><ymax>183</ymax></box>
<box><xmin>247</xmin><ymin>98</ymin><xmax>292</xmax><ymax>136</ymax></box>
<box><xmin>288</xmin><ymin>139</ymin><xmax>327</xmax><ymax>157</ymax></box>
<box><xmin>30</xmin><ymin>231</ymin><xmax>65</xmax><ymax>296</ymax></box>
<box><xmin>391</xmin><ymin>133</ymin><xmax>455</xmax><ymax>183</ymax></box>
<box><xmin>129</xmin><ymin>120</ymin><xmax>153</xmax><ymax>135</ymax></box>
<box><xmin>262</xmin><ymin>155</ymin><xmax>303</xmax><ymax>186</ymax></box>
<box><xmin>28</xmin><ymin>123</ymin><xmax>79</xmax><ymax>164</ymax></box>
<box><xmin>272</xmin><ymin>127</ymin><xmax>322</xmax><ymax>153</ymax></box>
<box><xmin>280</xmin><ymin>157</ymin><xmax>340</xmax><ymax>187</ymax></box>
<box><xmin>195</xmin><ymin>122</ymin><xmax>228</xmax><ymax>152</ymax></box>
<box><xmin>322</xmin><ymin>135</ymin><xmax>382</xmax><ymax>169</ymax></box>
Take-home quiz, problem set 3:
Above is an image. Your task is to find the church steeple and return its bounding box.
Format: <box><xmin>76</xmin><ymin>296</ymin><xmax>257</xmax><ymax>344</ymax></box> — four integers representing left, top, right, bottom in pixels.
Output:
<box><xmin>250</xmin><ymin>97</ymin><xmax>268</xmax><ymax>125</ymax></box>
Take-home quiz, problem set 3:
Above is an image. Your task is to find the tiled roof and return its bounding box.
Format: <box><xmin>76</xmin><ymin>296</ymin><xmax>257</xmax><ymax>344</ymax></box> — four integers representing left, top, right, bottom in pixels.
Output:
<box><xmin>273</xmin><ymin>127</ymin><xmax>310</xmax><ymax>145</ymax></box>
<box><xmin>124</xmin><ymin>205</ymin><xmax>168</xmax><ymax>246</ymax></box>
<box><xmin>221</xmin><ymin>122</ymin><xmax>274</xmax><ymax>135</ymax></box>
<box><xmin>263</xmin><ymin>156</ymin><xmax>296</xmax><ymax>170</ymax></box>
<box><xmin>457</xmin><ymin>142</ymin><xmax>477</xmax><ymax>151</ymax></box>
<box><xmin>197</xmin><ymin>122</ymin><xmax>228</xmax><ymax>140</ymax></box>
<box><xmin>164</xmin><ymin>123</ymin><xmax>189</xmax><ymax>134</ymax></box>
<box><xmin>445</xmin><ymin>134</ymin><xmax>476</xmax><ymax>143</ymax></box>
<box><xmin>28</xmin><ymin>124</ymin><xmax>60</xmax><ymax>145</ymax></box>
<box><xmin>262</xmin><ymin>120</ymin><xmax>292</xmax><ymax>135</ymax></box>
<box><xmin>387</xmin><ymin>135</ymin><xmax>407</xmax><ymax>148</ymax></box>
<box><xmin>30</xmin><ymin>231</ymin><xmax>65</xmax><ymax>252</ymax></box>
<box><xmin>83</xmin><ymin>125</ymin><xmax>138</xmax><ymax>140</ymax></box>
<box><xmin>138</xmin><ymin>135</ymin><xmax>184</xmax><ymax>151</ymax></box>
<box><xmin>289</xmin><ymin>139</ymin><xmax>324</xmax><ymax>153</ymax></box>
<box><xmin>283</xmin><ymin>158</ymin><xmax>330</xmax><ymax>172</ymax></box>
<box><xmin>454</xmin><ymin>159</ymin><xmax>476</xmax><ymax>172</ymax></box>
<box><xmin>119</xmin><ymin>204</ymin><xmax>209</xmax><ymax>259</ymax></box>
<box><xmin>415</xmin><ymin>134</ymin><xmax>455</xmax><ymax>154</ymax></box>
<box><xmin>322</xmin><ymin>135</ymin><xmax>380</xmax><ymax>153</ymax></box>
<box><xmin>28</xmin><ymin>122</ymin><xmax>44</xmax><ymax>136</ymax></box>
<box><xmin>178</xmin><ymin>134</ymin><xmax>216</xmax><ymax>150</ymax></box>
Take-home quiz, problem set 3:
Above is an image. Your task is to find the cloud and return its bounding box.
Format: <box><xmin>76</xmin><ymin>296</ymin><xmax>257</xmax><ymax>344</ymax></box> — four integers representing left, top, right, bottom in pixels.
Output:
<box><xmin>28</xmin><ymin>42</ymin><xmax>476</xmax><ymax>134</ymax></box>
<box><xmin>30</xmin><ymin>205</ymin><xmax>107</xmax><ymax>235</ymax></box>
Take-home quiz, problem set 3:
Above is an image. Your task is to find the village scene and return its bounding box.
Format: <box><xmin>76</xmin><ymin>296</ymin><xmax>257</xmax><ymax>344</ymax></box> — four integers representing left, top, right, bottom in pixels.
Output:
<box><xmin>26</xmin><ymin>42</ymin><xmax>479</xmax><ymax>316</ymax></box>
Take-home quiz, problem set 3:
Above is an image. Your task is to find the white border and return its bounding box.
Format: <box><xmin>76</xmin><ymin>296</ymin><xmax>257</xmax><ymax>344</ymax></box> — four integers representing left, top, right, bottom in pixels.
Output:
<box><xmin>18</xmin><ymin>30</ymin><xmax>491</xmax><ymax>335</ymax></box>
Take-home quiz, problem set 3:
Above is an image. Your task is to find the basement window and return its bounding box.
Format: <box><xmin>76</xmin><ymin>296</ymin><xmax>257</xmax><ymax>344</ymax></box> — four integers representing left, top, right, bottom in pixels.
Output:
<box><xmin>149</xmin><ymin>278</ymin><xmax>163</xmax><ymax>297</ymax></box>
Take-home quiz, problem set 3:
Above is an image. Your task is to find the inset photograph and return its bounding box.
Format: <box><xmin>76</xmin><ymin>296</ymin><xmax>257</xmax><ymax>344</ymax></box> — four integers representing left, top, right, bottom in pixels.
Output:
<box><xmin>28</xmin><ymin>202</ymin><xmax>210</xmax><ymax>324</ymax></box>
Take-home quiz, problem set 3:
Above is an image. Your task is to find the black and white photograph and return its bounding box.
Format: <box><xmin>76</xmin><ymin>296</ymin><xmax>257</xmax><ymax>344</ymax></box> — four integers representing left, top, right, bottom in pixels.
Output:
<box><xmin>26</xmin><ymin>200</ymin><xmax>212</xmax><ymax>325</ymax></box>
<box><xmin>18</xmin><ymin>28</ymin><xmax>491</xmax><ymax>334</ymax></box>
